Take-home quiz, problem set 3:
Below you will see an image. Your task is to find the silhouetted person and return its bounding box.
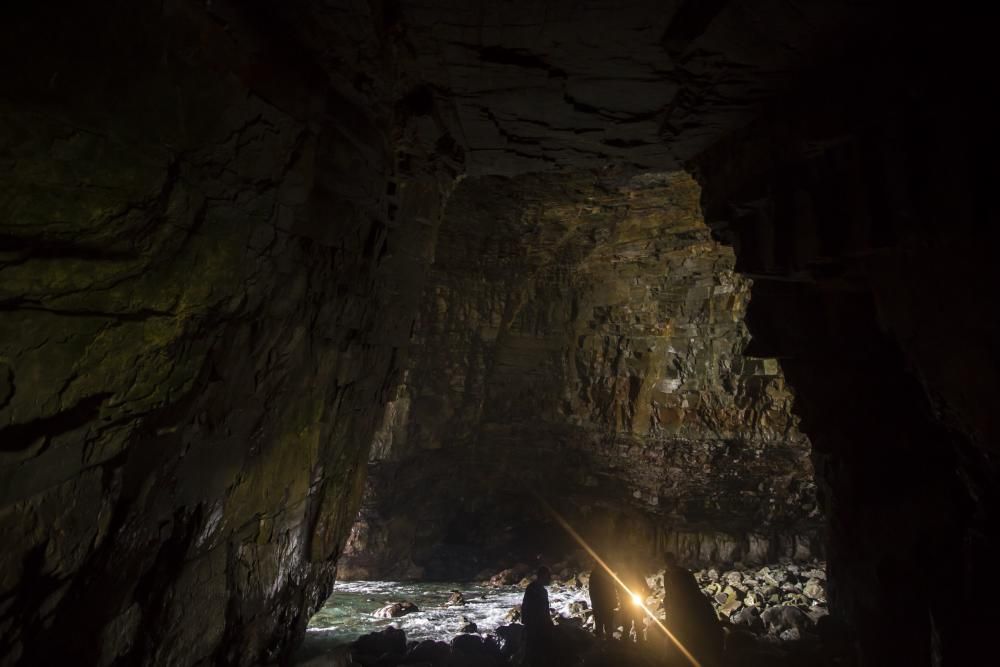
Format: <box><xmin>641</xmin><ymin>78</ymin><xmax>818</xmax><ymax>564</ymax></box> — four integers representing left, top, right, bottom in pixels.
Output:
<box><xmin>620</xmin><ymin>559</ymin><xmax>651</xmax><ymax>642</ymax></box>
<box><xmin>588</xmin><ymin>564</ymin><xmax>617</xmax><ymax>639</ymax></box>
<box><xmin>521</xmin><ymin>566</ymin><xmax>554</xmax><ymax>664</ymax></box>
<box><xmin>662</xmin><ymin>552</ymin><xmax>723</xmax><ymax>667</ymax></box>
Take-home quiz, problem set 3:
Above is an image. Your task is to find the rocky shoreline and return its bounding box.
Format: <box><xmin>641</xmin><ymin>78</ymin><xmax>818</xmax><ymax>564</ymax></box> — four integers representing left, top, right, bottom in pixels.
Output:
<box><xmin>299</xmin><ymin>559</ymin><xmax>852</xmax><ymax>666</ymax></box>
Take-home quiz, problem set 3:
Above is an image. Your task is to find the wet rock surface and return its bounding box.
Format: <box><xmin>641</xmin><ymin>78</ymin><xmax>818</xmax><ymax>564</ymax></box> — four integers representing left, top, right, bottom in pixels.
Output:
<box><xmin>688</xmin><ymin>562</ymin><xmax>828</xmax><ymax>638</ymax></box>
<box><xmin>300</xmin><ymin>560</ymin><xmax>830</xmax><ymax>665</ymax></box>
<box><xmin>327</xmin><ymin>561</ymin><xmax>842</xmax><ymax>666</ymax></box>
<box><xmin>0</xmin><ymin>2</ymin><xmax>461</xmax><ymax>664</ymax></box>
<box><xmin>374</xmin><ymin>602</ymin><xmax>421</xmax><ymax>619</ymax></box>
<box><xmin>341</xmin><ymin>172</ymin><xmax>821</xmax><ymax>582</ymax></box>
<box><xmin>1</xmin><ymin>1</ymin><xmax>995</xmax><ymax>666</ymax></box>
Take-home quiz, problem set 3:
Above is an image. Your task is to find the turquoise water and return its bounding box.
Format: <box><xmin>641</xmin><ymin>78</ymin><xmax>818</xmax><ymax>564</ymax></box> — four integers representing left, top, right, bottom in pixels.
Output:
<box><xmin>305</xmin><ymin>580</ymin><xmax>591</xmax><ymax>646</ymax></box>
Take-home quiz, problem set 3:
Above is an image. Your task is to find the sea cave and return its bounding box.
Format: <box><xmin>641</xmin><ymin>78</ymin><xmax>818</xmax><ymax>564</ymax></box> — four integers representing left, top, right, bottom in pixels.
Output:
<box><xmin>0</xmin><ymin>2</ymin><xmax>996</xmax><ymax>666</ymax></box>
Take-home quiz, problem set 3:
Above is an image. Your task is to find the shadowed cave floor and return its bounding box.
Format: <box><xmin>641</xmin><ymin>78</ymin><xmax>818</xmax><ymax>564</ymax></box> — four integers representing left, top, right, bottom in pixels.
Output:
<box><xmin>296</xmin><ymin>560</ymin><xmax>841</xmax><ymax>666</ymax></box>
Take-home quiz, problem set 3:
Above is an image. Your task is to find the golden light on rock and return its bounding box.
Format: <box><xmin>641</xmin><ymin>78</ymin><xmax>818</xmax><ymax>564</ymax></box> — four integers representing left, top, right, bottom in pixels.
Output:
<box><xmin>535</xmin><ymin>494</ymin><xmax>703</xmax><ymax>667</ymax></box>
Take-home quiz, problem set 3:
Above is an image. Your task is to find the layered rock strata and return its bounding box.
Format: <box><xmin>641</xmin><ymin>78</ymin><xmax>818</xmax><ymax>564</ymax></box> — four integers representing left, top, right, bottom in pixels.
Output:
<box><xmin>0</xmin><ymin>1</ymin><xmax>994</xmax><ymax>666</ymax></box>
<box><xmin>340</xmin><ymin>172</ymin><xmax>820</xmax><ymax>580</ymax></box>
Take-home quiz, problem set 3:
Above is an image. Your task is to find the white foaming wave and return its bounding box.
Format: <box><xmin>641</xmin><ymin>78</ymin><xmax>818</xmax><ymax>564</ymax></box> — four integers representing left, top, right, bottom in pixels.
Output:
<box><xmin>308</xmin><ymin>581</ymin><xmax>591</xmax><ymax>643</ymax></box>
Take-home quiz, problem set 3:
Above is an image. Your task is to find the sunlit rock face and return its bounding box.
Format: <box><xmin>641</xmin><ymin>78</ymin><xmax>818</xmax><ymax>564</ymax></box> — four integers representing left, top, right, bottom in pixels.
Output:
<box><xmin>340</xmin><ymin>171</ymin><xmax>821</xmax><ymax>580</ymax></box>
<box><xmin>0</xmin><ymin>2</ymin><xmax>459</xmax><ymax>664</ymax></box>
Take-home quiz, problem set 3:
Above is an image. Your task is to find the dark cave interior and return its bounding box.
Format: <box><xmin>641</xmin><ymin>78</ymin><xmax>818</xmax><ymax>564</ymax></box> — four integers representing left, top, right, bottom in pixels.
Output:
<box><xmin>0</xmin><ymin>1</ymin><xmax>996</xmax><ymax>666</ymax></box>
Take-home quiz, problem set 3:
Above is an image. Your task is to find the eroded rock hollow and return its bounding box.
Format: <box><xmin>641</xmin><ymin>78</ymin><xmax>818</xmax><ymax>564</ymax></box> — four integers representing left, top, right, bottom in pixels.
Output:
<box><xmin>1</xmin><ymin>1</ymin><xmax>995</xmax><ymax>666</ymax></box>
<box><xmin>340</xmin><ymin>171</ymin><xmax>820</xmax><ymax>580</ymax></box>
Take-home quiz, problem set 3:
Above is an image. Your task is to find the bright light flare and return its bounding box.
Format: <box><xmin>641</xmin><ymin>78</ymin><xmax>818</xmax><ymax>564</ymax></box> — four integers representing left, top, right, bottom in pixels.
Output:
<box><xmin>534</xmin><ymin>494</ymin><xmax>703</xmax><ymax>667</ymax></box>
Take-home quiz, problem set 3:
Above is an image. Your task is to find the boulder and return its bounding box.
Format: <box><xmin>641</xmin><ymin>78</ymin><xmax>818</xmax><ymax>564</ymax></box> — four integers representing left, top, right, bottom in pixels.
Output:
<box><xmin>723</xmin><ymin>584</ymin><xmax>746</xmax><ymax>600</ymax></box>
<box><xmin>503</xmin><ymin>606</ymin><xmax>522</xmax><ymax>623</ymax></box>
<box><xmin>803</xmin><ymin>579</ymin><xmax>825</xmax><ymax>601</ymax></box>
<box><xmin>373</xmin><ymin>601</ymin><xmax>419</xmax><ymax>618</ymax></box>
<box><xmin>451</xmin><ymin>633</ymin><xmax>502</xmax><ymax>665</ymax></box>
<box><xmin>353</xmin><ymin>626</ymin><xmax>407</xmax><ymax>658</ymax></box>
<box><xmin>719</xmin><ymin>593</ymin><xmax>742</xmax><ymax>617</ymax></box>
<box><xmin>494</xmin><ymin>624</ymin><xmax>524</xmax><ymax>658</ymax></box>
<box><xmin>554</xmin><ymin>615</ymin><xmax>584</xmax><ymax>629</ymax></box>
<box><xmin>405</xmin><ymin>640</ymin><xmax>451</xmax><ymax>664</ymax></box>
<box><xmin>761</xmin><ymin>605</ymin><xmax>812</xmax><ymax>635</ymax></box>
<box><xmin>807</xmin><ymin>606</ymin><xmax>830</xmax><ymax>625</ymax></box>
<box><xmin>488</xmin><ymin>569</ymin><xmax>517</xmax><ymax>587</ymax></box>
<box><xmin>731</xmin><ymin>606</ymin><xmax>764</xmax><ymax>633</ymax></box>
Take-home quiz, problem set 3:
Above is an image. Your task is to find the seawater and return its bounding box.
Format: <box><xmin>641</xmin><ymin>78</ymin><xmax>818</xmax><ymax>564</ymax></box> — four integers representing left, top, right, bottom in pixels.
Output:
<box><xmin>306</xmin><ymin>580</ymin><xmax>591</xmax><ymax>646</ymax></box>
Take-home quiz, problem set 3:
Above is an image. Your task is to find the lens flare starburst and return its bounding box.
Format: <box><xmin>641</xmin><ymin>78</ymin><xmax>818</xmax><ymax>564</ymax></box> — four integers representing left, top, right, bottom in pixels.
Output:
<box><xmin>535</xmin><ymin>495</ymin><xmax>703</xmax><ymax>667</ymax></box>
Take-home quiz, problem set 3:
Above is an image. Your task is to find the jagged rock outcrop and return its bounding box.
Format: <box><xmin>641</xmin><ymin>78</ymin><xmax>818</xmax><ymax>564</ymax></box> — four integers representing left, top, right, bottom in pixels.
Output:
<box><xmin>1</xmin><ymin>1</ymin><xmax>995</xmax><ymax>666</ymax></box>
<box><xmin>691</xmin><ymin>9</ymin><xmax>998</xmax><ymax>665</ymax></box>
<box><xmin>0</xmin><ymin>2</ymin><xmax>460</xmax><ymax>664</ymax></box>
<box><xmin>340</xmin><ymin>171</ymin><xmax>820</xmax><ymax>580</ymax></box>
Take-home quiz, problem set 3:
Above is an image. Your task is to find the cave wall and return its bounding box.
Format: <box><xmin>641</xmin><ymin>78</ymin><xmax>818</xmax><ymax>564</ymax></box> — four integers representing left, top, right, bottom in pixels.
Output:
<box><xmin>340</xmin><ymin>171</ymin><xmax>822</xmax><ymax>580</ymax></box>
<box><xmin>1</xmin><ymin>1</ymin><xmax>994</xmax><ymax>665</ymax></box>
<box><xmin>0</xmin><ymin>2</ymin><xmax>459</xmax><ymax>664</ymax></box>
<box><xmin>691</xmin><ymin>8</ymin><xmax>997</xmax><ymax>665</ymax></box>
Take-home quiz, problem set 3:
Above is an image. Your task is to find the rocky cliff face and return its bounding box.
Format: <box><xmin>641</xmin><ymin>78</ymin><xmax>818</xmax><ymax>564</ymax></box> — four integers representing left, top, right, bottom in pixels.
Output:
<box><xmin>691</xmin><ymin>9</ymin><xmax>998</xmax><ymax>664</ymax></box>
<box><xmin>0</xmin><ymin>2</ymin><xmax>459</xmax><ymax>664</ymax></box>
<box><xmin>1</xmin><ymin>1</ymin><xmax>995</xmax><ymax>666</ymax></box>
<box><xmin>340</xmin><ymin>171</ymin><xmax>820</xmax><ymax>580</ymax></box>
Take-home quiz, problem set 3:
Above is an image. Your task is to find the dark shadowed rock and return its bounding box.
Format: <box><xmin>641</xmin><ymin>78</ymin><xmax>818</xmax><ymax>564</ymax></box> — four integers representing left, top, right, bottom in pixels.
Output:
<box><xmin>450</xmin><ymin>633</ymin><xmax>502</xmax><ymax>666</ymax></box>
<box><xmin>761</xmin><ymin>606</ymin><xmax>812</xmax><ymax>636</ymax></box>
<box><xmin>488</xmin><ymin>569</ymin><xmax>518</xmax><ymax>587</ymax></box>
<box><xmin>353</xmin><ymin>627</ymin><xmax>407</xmax><ymax>659</ymax></box>
<box><xmin>731</xmin><ymin>606</ymin><xmax>764</xmax><ymax>633</ymax></box>
<box><xmin>494</xmin><ymin>624</ymin><xmax>525</xmax><ymax>658</ymax></box>
<box><xmin>406</xmin><ymin>640</ymin><xmax>451</xmax><ymax>664</ymax></box>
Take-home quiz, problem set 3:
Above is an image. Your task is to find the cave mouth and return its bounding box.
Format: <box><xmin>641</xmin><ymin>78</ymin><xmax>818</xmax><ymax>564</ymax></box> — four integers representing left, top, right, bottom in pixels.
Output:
<box><xmin>300</xmin><ymin>170</ymin><xmax>827</xmax><ymax>658</ymax></box>
<box><xmin>2</xmin><ymin>2</ymin><xmax>993</xmax><ymax>666</ymax></box>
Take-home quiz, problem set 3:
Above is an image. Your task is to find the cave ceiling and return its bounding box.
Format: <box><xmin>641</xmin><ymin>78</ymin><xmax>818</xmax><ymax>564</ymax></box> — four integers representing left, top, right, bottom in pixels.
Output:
<box><xmin>277</xmin><ymin>0</ymin><xmax>889</xmax><ymax>177</ymax></box>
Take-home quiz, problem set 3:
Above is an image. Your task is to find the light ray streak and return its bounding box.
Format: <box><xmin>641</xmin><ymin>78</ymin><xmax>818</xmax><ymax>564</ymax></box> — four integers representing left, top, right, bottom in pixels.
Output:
<box><xmin>536</xmin><ymin>496</ymin><xmax>703</xmax><ymax>667</ymax></box>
